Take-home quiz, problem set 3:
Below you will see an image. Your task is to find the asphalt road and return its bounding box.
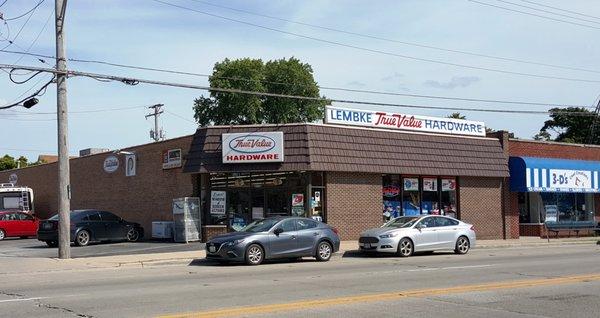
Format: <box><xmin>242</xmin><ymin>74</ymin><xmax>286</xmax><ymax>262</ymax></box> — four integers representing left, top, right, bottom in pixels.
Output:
<box><xmin>0</xmin><ymin>237</ymin><xmax>204</xmax><ymax>258</ymax></box>
<box><xmin>1</xmin><ymin>244</ymin><xmax>599</xmax><ymax>317</ymax></box>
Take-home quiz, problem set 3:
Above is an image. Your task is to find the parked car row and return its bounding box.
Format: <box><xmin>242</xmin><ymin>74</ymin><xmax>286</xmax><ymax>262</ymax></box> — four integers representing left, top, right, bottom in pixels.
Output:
<box><xmin>0</xmin><ymin>209</ymin><xmax>143</xmax><ymax>247</ymax></box>
<box><xmin>205</xmin><ymin>214</ymin><xmax>476</xmax><ymax>265</ymax></box>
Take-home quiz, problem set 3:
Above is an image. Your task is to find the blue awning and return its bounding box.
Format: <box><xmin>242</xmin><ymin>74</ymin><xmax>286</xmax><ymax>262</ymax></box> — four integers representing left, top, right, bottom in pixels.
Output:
<box><xmin>509</xmin><ymin>157</ymin><xmax>600</xmax><ymax>193</ymax></box>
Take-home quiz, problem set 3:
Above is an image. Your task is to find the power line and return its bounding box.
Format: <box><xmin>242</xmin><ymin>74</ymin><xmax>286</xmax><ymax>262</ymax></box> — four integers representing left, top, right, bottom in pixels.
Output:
<box><xmin>165</xmin><ymin>109</ymin><xmax>197</xmax><ymax>124</ymax></box>
<box><xmin>187</xmin><ymin>0</ymin><xmax>600</xmax><ymax>75</ymax></box>
<box><xmin>468</xmin><ymin>0</ymin><xmax>600</xmax><ymax>30</ymax></box>
<box><xmin>1</xmin><ymin>62</ymin><xmax>598</xmax><ymax>117</ymax></box>
<box><xmin>1</xmin><ymin>49</ymin><xmax>594</xmax><ymax>109</ymax></box>
<box><xmin>496</xmin><ymin>0</ymin><xmax>600</xmax><ymax>25</ymax></box>
<box><xmin>12</xmin><ymin>8</ymin><xmax>53</xmax><ymax>65</ymax></box>
<box><xmin>151</xmin><ymin>0</ymin><xmax>600</xmax><ymax>84</ymax></box>
<box><xmin>2</xmin><ymin>0</ymin><xmax>45</xmax><ymax>21</ymax></box>
<box><xmin>1</xmin><ymin>0</ymin><xmax>41</xmax><ymax>50</ymax></box>
<box><xmin>519</xmin><ymin>0</ymin><xmax>600</xmax><ymax>21</ymax></box>
<box><xmin>7</xmin><ymin>104</ymin><xmax>151</xmax><ymax>115</ymax></box>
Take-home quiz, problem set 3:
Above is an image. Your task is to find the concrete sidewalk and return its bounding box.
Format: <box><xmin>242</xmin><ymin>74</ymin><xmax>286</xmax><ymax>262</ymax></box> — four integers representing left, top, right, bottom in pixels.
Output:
<box><xmin>1</xmin><ymin>236</ymin><xmax>597</xmax><ymax>275</ymax></box>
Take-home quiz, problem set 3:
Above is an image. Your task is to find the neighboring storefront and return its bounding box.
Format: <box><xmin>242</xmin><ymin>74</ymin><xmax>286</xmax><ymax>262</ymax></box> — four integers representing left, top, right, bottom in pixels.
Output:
<box><xmin>507</xmin><ymin>139</ymin><xmax>600</xmax><ymax>237</ymax></box>
<box><xmin>184</xmin><ymin>107</ymin><xmax>509</xmax><ymax>240</ymax></box>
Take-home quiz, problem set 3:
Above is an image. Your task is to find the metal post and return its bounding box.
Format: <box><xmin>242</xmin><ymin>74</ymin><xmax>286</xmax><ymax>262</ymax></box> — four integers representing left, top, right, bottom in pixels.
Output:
<box><xmin>56</xmin><ymin>0</ymin><xmax>70</xmax><ymax>259</ymax></box>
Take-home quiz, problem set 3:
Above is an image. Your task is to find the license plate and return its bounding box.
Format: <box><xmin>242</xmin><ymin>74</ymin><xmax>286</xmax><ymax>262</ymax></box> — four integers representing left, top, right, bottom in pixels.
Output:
<box><xmin>43</xmin><ymin>223</ymin><xmax>52</xmax><ymax>230</ymax></box>
<box><xmin>208</xmin><ymin>246</ymin><xmax>216</xmax><ymax>253</ymax></box>
<box><xmin>364</xmin><ymin>243</ymin><xmax>371</xmax><ymax>248</ymax></box>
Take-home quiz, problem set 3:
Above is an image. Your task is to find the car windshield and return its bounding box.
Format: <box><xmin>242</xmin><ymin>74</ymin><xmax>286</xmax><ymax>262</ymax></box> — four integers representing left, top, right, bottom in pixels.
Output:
<box><xmin>240</xmin><ymin>218</ymin><xmax>280</xmax><ymax>233</ymax></box>
<box><xmin>383</xmin><ymin>216</ymin><xmax>420</xmax><ymax>228</ymax></box>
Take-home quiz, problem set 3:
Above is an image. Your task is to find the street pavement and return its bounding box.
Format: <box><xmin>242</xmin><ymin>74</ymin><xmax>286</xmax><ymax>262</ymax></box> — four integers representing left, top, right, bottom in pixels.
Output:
<box><xmin>0</xmin><ymin>237</ymin><xmax>204</xmax><ymax>258</ymax></box>
<box><xmin>0</xmin><ymin>240</ymin><xmax>599</xmax><ymax>317</ymax></box>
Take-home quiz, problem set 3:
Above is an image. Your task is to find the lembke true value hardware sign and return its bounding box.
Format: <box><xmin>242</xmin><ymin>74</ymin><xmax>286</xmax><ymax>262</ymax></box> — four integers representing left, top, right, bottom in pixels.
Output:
<box><xmin>222</xmin><ymin>132</ymin><xmax>284</xmax><ymax>163</ymax></box>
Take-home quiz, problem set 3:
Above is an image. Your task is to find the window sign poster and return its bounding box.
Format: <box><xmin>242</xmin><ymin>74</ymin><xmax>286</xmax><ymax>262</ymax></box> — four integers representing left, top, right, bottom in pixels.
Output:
<box><xmin>162</xmin><ymin>149</ymin><xmax>182</xmax><ymax>169</ymax></box>
<box><xmin>383</xmin><ymin>200</ymin><xmax>402</xmax><ymax>219</ymax></box>
<box><xmin>423</xmin><ymin>178</ymin><xmax>437</xmax><ymax>191</ymax></box>
<box><xmin>125</xmin><ymin>154</ymin><xmax>136</xmax><ymax>177</ymax></box>
<box><xmin>545</xmin><ymin>205</ymin><xmax>558</xmax><ymax>222</ymax></box>
<box><xmin>210</xmin><ymin>191</ymin><xmax>226</xmax><ymax>215</ymax></box>
<box><xmin>382</xmin><ymin>185</ymin><xmax>400</xmax><ymax>197</ymax></box>
<box><xmin>291</xmin><ymin>193</ymin><xmax>304</xmax><ymax>207</ymax></box>
<box><xmin>403</xmin><ymin>178</ymin><xmax>419</xmax><ymax>191</ymax></box>
<box><xmin>442</xmin><ymin>178</ymin><xmax>456</xmax><ymax>191</ymax></box>
<box><xmin>314</xmin><ymin>191</ymin><xmax>321</xmax><ymax>202</ymax></box>
<box><xmin>252</xmin><ymin>207</ymin><xmax>264</xmax><ymax>220</ymax></box>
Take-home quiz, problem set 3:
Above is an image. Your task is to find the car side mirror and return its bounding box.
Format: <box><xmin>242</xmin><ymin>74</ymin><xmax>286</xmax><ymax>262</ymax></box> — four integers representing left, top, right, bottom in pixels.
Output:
<box><xmin>415</xmin><ymin>223</ymin><xmax>422</xmax><ymax>231</ymax></box>
<box><xmin>274</xmin><ymin>228</ymin><xmax>283</xmax><ymax>236</ymax></box>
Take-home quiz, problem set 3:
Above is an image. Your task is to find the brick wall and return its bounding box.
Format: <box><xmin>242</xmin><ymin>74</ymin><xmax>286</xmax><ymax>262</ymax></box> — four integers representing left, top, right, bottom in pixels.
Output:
<box><xmin>0</xmin><ymin>136</ymin><xmax>194</xmax><ymax>238</ymax></box>
<box><xmin>459</xmin><ymin>177</ymin><xmax>504</xmax><ymax>239</ymax></box>
<box><xmin>326</xmin><ymin>172</ymin><xmax>381</xmax><ymax>240</ymax></box>
<box><xmin>510</xmin><ymin>139</ymin><xmax>600</xmax><ymax>160</ymax></box>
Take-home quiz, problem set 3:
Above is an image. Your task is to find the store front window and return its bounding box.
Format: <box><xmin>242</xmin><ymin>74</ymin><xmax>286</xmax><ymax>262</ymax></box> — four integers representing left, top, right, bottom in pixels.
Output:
<box><xmin>382</xmin><ymin>175</ymin><xmax>459</xmax><ymax>221</ymax></box>
<box><xmin>522</xmin><ymin>192</ymin><xmax>595</xmax><ymax>224</ymax></box>
<box><xmin>204</xmin><ymin>172</ymin><xmax>326</xmax><ymax>230</ymax></box>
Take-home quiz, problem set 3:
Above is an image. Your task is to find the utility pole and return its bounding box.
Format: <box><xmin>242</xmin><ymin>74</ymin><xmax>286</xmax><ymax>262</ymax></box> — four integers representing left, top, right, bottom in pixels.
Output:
<box><xmin>55</xmin><ymin>0</ymin><xmax>70</xmax><ymax>259</ymax></box>
<box><xmin>587</xmin><ymin>98</ymin><xmax>600</xmax><ymax>144</ymax></box>
<box><xmin>146</xmin><ymin>104</ymin><xmax>164</xmax><ymax>142</ymax></box>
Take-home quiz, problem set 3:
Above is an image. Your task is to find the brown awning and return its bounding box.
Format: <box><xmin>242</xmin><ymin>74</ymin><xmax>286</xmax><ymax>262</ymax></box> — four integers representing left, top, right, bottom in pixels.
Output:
<box><xmin>184</xmin><ymin>123</ymin><xmax>509</xmax><ymax>177</ymax></box>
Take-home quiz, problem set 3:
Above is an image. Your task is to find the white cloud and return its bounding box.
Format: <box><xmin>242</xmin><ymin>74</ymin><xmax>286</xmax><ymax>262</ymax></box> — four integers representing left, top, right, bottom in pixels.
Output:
<box><xmin>424</xmin><ymin>76</ymin><xmax>481</xmax><ymax>89</ymax></box>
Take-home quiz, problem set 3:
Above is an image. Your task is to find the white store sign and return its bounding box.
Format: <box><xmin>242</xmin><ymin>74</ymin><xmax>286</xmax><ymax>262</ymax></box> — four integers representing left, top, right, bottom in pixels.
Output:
<box><xmin>222</xmin><ymin>132</ymin><xmax>284</xmax><ymax>163</ymax></box>
<box><xmin>325</xmin><ymin>106</ymin><xmax>486</xmax><ymax>137</ymax></box>
<box><xmin>549</xmin><ymin>169</ymin><xmax>592</xmax><ymax>190</ymax></box>
<box><xmin>103</xmin><ymin>156</ymin><xmax>119</xmax><ymax>173</ymax></box>
<box><xmin>210</xmin><ymin>191</ymin><xmax>226</xmax><ymax>215</ymax></box>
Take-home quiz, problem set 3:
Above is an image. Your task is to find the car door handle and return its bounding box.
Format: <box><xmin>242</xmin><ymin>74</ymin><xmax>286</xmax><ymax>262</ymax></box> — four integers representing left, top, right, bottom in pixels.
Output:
<box><xmin>313</xmin><ymin>232</ymin><xmax>318</xmax><ymax>236</ymax></box>
<box><xmin>291</xmin><ymin>235</ymin><xmax>296</xmax><ymax>239</ymax></box>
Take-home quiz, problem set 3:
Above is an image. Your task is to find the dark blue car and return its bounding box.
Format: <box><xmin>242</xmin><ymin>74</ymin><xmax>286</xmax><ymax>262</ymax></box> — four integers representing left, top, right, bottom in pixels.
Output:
<box><xmin>206</xmin><ymin>217</ymin><xmax>341</xmax><ymax>265</ymax></box>
<box><xmin>37</xmin><ymin>209</ymin><xmax>143</xmax><ymax>247</ymax></box>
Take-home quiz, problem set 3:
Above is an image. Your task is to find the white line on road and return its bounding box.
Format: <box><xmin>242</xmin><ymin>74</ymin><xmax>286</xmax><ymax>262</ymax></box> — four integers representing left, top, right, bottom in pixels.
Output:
<box><xmin>0</xmin><ymin>297</ymin><xmax>48</xmax><ymax>304</ymax></box>
<box><xmin>407</xmin><ymin>264</ymin><xmax>496</xmax><ymax>272</ymax></box>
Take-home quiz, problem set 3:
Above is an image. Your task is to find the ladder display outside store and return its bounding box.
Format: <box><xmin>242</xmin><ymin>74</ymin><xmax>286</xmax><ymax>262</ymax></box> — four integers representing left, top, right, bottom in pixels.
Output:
<box><xmin>21</xmin><ymin>191</ymin><xmax>30</xmax><ymax>211</ymax></box>
<box><xmin>172</xmin><ymin>197</ymin><xmax>201</xmax><ymax>243</ymax></box>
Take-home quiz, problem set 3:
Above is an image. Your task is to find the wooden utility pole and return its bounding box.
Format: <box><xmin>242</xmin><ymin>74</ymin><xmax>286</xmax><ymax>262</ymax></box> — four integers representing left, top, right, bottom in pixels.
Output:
<box><xmin>146</xmin><ymin>104</ymin><xmax>164</xmax><ymax>142</ymax></box>
<box><xmin>56</xmin><ymin>0</ymin><xmax>71</xmax><ymax>259</ymax></box>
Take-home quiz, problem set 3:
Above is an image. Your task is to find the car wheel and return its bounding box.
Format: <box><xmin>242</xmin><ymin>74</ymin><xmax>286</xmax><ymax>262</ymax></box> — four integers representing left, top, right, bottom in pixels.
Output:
<box><xmin>75</xmin><ymin>230</ymin><xmax>90</xmax><ymax>246</ymax></box>
<box><xmin>126</xmin><ymin>228</ymin><xmax>140</xmax><ymax>242</ymax></box>
<box><xmin>45</xmin><ymin>241</ymin><xmax>58</xmax><ymax>248</ymax></box>
<box><xmin>455</xmin><ymin>236</ymin><xmax>470</xmax><ymax>254</ymax></box>
<box><xmin>315</xmin><ymin>241</ymin><xmax>333</xmax><ymax>262</ymax></box>
<box><xmin>0</xmin><ymin>229</ymin><xmax>5</xmax><ymax>240</ymax></box>
<box><xmin>245</xmin><ymin>244</ymin><xmax>264</xmax><ymax>265</ymax></box>
<box><xmin>397</xmin><ymin>238</ymin><xmax>414</xmax><ymax>257</ymax></box>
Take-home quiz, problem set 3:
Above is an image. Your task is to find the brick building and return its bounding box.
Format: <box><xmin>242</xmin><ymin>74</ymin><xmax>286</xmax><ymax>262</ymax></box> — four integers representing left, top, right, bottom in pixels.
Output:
<box><xmin>2</xmin><ymin>115</ymin><xmax>598</xmax><ymax>242</ymax></box>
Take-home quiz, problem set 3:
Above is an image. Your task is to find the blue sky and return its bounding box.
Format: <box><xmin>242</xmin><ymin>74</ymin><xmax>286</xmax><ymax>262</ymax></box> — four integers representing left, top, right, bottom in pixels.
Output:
<box><xmin>1</xmin><ymin>0</ymin><xmax>600</xmax><ymax>161</ymax></box>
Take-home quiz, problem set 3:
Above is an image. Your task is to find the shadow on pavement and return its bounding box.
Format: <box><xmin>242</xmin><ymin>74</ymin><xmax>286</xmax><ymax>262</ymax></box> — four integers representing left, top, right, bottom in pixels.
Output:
<box><xmin>189</xmin><ymin>257</ymin><xmax>318</xmax><ymax>267</ymax></box>
<box><xmin>342</xmin><ymin>250</ymin><xmax>455</xmax><ymax>258</ymax></box>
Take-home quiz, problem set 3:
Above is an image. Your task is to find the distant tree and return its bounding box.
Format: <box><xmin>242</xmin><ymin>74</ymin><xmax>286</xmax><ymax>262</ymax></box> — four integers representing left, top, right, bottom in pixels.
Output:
<box><xmin>193</xmin><ymin>57</ymin><xmax>327</xmax><ymax>126</ymax></box>
<box><xmin>447</xmin><ymin>112</ymin><xmax>466</xmax><ymax>120</ymax></box>
<box><xmin>0</xmin><ymin>155</ymin><xmax>45</xmax><ymax>171</ymax></box>
<box><xmin>534</xmin><ymin>107</ymin><xmax>600</xmax><ymax>144</ymax></box>
<box><xmin>0</xmin><ymin>155</ymin><xmax>17</xmax><ymax>171</ymax></box>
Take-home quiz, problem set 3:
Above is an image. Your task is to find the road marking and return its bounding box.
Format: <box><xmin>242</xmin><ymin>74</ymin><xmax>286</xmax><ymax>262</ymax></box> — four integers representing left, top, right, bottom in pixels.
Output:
<box><xmin>0</xmin><ymin>297</ymin><xmax>48</xmax><ymax>304</ymax></box>
<box><xmin>406</xmin><ymin>264</ymin><xmax>495</xmax><ymax>272</ymax></box>
<box><xmin>158</xmin><ymin>273</ymin><xmax>600</xmax><ymax>318</ymax></box>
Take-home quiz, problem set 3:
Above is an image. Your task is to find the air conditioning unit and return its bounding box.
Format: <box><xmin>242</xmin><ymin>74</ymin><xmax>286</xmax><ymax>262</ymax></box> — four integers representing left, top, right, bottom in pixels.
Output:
<box><xmin>152</xmin><ymin>221</ymin><xmax>174</xmax><ymax>239</ymax></box>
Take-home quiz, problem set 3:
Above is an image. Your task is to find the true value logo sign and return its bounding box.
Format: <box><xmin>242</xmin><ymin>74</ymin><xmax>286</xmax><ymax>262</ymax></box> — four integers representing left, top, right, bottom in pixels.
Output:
<box><xmin>222</xmin><ymin>132</ymin><xmax>284</xmax><ymax>163</ymax></box>
<box><xmin>325</xmin><ymin>106</ymin><xmax>486</xmax><ymax>137</ymax></box>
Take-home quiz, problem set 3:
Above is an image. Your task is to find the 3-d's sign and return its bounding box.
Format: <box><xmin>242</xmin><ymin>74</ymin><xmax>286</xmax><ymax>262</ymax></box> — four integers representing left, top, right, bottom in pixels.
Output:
<box><xmin>222</xmin><ymin>132</ymin><xmax>284</xmax><ymax>163</ymax></box>
<box><xmin>325</xmin><ymin>106</ymin><xmax>486</xmax><ymax>137</ymax></box>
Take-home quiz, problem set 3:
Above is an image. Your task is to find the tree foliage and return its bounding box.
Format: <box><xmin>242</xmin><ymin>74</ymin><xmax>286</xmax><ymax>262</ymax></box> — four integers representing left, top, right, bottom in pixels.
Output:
<box><xmin>533</xmin><ymin>107</ymin><xmax>600</xmax><ymax>144</ymax></box>
<box><xmin>0</xmin><ymin>155</ymin><xmax>45</xmax><ymax>172</ymax></box>
<box><xmin>193</xmin><ymin>57</ymin><xmax>327</xmax><ymax>126</ymax></box>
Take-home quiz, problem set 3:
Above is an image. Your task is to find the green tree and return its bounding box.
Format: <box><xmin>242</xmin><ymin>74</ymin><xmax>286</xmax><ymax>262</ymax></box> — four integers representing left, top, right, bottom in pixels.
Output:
<box><xmin>193</xmin><ymin>57</ymin><xmax>327</xmax><ymax>126</ymax></box>
<box><xmin>534</xmin><ymin>107</ymin><xmax>600</xmax><ymax>144</ymax></box>
<box><xmin>447</xmin><ymin>112</ymin><xmax>466</xmax><ymax>120</ymax></box>
<box><xmin>0</xmin><ymin>155</ymin><xmax>17</xmax><ymax>171</ymax></box>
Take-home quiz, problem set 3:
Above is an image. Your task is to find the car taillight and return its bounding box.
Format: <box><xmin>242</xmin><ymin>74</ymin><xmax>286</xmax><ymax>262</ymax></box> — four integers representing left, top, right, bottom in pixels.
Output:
<box><xmin>470</xmin><ymin>225</ymin><xmax>475</xmax><ymax>231</ymax></box>
<box><xmin>332</xmin><ymin>227</ymin><xmax>339</xmax><ymax>236</ymax></box>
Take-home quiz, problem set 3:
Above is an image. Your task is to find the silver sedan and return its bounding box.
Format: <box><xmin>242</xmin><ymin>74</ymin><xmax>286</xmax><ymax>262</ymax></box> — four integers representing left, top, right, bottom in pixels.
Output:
<box><xmin>358</xmin><ymin>215</ymin><xmax>476</xmax><ymax>257</ymax></box>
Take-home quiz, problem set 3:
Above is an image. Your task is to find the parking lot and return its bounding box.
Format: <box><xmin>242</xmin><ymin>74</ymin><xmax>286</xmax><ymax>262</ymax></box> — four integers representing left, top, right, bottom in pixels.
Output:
<box><xmin>0</xmin><ymin>237</ymin><xmax>205</xmax><ymax>258</ymax></box>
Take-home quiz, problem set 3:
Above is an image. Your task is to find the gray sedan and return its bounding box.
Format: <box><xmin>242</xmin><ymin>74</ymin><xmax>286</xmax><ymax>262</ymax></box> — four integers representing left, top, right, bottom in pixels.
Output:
<box><xmin>205</xmin><ymin>217</ymin><xmax>341</xmax><ymax>265</ymax></box>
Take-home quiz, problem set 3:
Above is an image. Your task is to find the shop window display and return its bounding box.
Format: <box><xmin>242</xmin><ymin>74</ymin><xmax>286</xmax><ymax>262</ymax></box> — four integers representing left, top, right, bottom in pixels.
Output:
<box><xmin>441</xmin><ymin>178</ymin><xmax>457</xmax><ymax>218</ymax></box>
<box><xmin>421</xmin><ymin>178</ymin><xmax>439</xmax><ymax>214</ymax></box>
<box><xmin>382</xmin><ymin>175</ymin><xmax>401</xmax><ymax>221</ymax></box>
<box><xmin>525</xmin><ymin>192</ymin><xmax>595</xmax><ymax>224</ymax></box>
<box><xmin>402</xmin><ymin>178</ymin><xmax>421</xmax><ymax>216</ymax></box>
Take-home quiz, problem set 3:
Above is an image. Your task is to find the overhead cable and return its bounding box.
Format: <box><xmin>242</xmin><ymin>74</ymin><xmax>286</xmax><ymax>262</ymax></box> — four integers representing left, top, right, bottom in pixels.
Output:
<box><xmin>519</xmin><ymin>0</ymin><xmax>600</xmax><ymax>21</ymax></box>
<box><xmin>151</xmin><ymin>0</ymin><xmax>600</xmax><ymax>84</ymax></box>
<box><xmin>1</xmin><ymin>48</ymin><xmax>594</xmax><ymax>109</ymax></box>
<box><xmin>188</xmin><ymin>0</ymin><xmax>600</xmax><ymax>75</ymax></box>
<box><xmin>468</xmin><ymin>0</ymin><xmax>600</xmax><ymax>30</ymax></box>
<box><xmin>1</xmin><ymin>63</ymin><xmax>597</xmax><ymax>117</ymax></box>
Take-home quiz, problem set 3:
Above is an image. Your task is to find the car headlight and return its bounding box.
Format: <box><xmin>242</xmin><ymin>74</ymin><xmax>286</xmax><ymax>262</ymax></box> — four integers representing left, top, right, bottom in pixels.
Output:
<box><xmin>379</xmin><ymin>233</ymin><xmax>398</xmax><ymax>239</ymax></box>
<box><xmin>224</xmin><ymin>239</ymin><xmax>245</xmax><ymax>247</ymax></box>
